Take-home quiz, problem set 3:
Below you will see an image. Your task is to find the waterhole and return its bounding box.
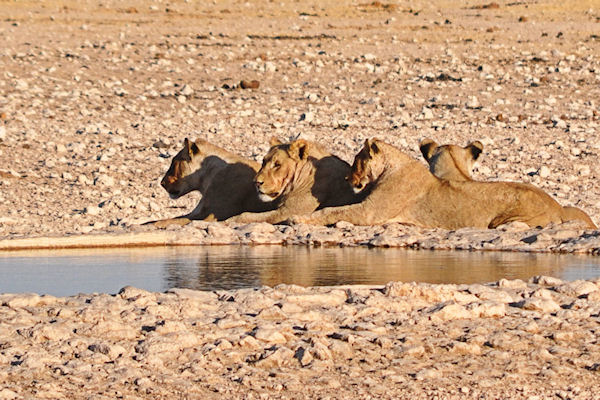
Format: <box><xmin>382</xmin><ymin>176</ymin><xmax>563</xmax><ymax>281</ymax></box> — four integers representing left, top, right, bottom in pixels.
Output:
<box><xmin>1</xmin><ymin>246</ymin><xmax>599</xmax><ymax>296</ymax></box>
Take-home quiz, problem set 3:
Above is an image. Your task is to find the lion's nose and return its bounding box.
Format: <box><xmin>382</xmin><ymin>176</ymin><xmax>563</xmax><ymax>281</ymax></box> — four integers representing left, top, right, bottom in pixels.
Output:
<box><xmin>161</xmin><ymin>177</ymin><xmax>168</xmax><ymax>189</ymax></box>
<box><xmin>355</xmin><ymin>182</ymin><xmax>364</xmax><ymax>189</ymax></box>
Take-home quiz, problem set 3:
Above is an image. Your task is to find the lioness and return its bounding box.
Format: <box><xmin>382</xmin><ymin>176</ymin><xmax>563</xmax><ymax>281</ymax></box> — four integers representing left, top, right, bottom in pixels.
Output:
<box><xmin>419</xmin><ymin>138</ymin><xmax>483</xmax><ymax>181</ymax></box>
<box><xmin>292</xmin><ymin>138</ymin><xmax>595</xmax><ymax>229</ymax></box>
<box><xmin>420</xmin><ymin>138</ymin><xmax>596</xmax><ymax>228</ymax></box>
<box><xmin>147</xmin><ymin>138</ymin><xmax>275</xmax><ymax>227</ymax></box>
<box><xmin>226</xmin><ymin>138</ymin><xmax>367</xmax><ymax>224</ymax></box>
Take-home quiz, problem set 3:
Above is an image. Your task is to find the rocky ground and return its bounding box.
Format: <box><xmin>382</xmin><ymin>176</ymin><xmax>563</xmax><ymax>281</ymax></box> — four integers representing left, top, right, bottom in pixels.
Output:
<box><xmin>1</xmin><ymin>0</ymin><xmax>600</xmax><ymax>398</ymax></box>
<box><xmin>0</xmin><ymin>277</ymin><xmax>599</xmax><ymax>399</ymax></box>
<box><xmin>0</xmin><ymin>0</ymin><xmax>599</xmax><ymax>244</ymax></box>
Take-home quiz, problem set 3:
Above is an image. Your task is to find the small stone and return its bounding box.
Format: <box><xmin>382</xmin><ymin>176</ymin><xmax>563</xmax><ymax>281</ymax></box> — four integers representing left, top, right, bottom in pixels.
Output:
<box><xmin>77</xmin><ymin>174</ymin><xmax>92</xmax><ymax>185</ymax></box>
<box><xmin>255</xmin><ymin>347</ymin><xmax>294</xmax><ymax>368</ymax></box>
<box><xmin>94</xmin><ymin>174</ymin><xmax>115</xmax><ymax>187</ymax></box>
<box><xmin>429</xmin><ymin>302</ymin><xmax>473</xmax><ymax>320</ymax></box>
<box><xmin>531</xmin><ymin>276</ymin><xmax>564</xmax><ymax>286</ymax></box>
<box><xmin>254</xmin><ymin>328</ymin><xmax>287</xmax><ymax>344</ymax></box>
<box><xmin>538</xmin><ymin>166</ymin><xmax>551</xmax><ymax>178</ymax></box>
<box><xmin>467</xmin><ymin>301</ymin><xmax>506</xmax><ymax>318</ymax></box>
<box><xmin>294</xmin><ymin>346</ymin><xmax>313</xmax><ymax>366</ymax></box>
<box><xmin>415</xmin><ymin>368</ymin><xmax>440</xmax><ymax>380</ymax></box>
<box><xmin>466</xmin><ymin>96</ymin><xmax>480</xmax><ymax>108</ymax></box>
<box><xmin>240</xmin><ymin>80</ymin><xmax>260</xmax><ymax>89</ymax></box>
<box><xmin>0</xmin><ymin>389</ymin><xmax>18</xmax><ymax>400</ymax></box>
<box><xmin>498</xmin><ymin>279</ymin><xmax>527</xmax><ymax>289</ymax></box>
<box><xmin>311</xmin><ymin>342</ymin><xmax>332</xmax><ymax>360</ymax></box>
<box><xmin>556</xmin><ymin>280</ymin><xmax>598</xmax><ymax>297</ymax></box>
<box><xmin>0</xmin><ymin>125</ymin><xmax>5</xmax><ymax>141</ymax></box>
<box><xmin>286</xmin><ymin>291</ymin><xmax>346</xmax><ymax>307</ymax></box>
<box><xmin>180</xmin><ymin>84</ymin><xmax>194</xmax><ymax>95</ymax></box>
<box><xmin>554</xmin><ymin>119</ymin><xmax>567</xmax><ymax>129</ymax></box>
<box><xmin>420</xmin><ymin>106</ymin><xmax>433</xmax><ymax>120</ymax></box>
<box><xmin>84</xmin><ymin>205</ymin><xmax>101</xmax><ymax>216</ymax></box>
<box><xmin>14</xmin><ymin>79</ymin><xmax>28</xmax><ymax>90</ymax></box>
<box><xmin>299</xmin><ymin>111</ymin><xmax>314</xmax><ymax>123</ymax></box>
<box><xmin>514</xmin><ymin>298</ymin><xmax>560</xmax><ymax>313</ymax></box>
<box><xmin>239</xmin><ymin>335</ymin><xmax>260</xmax><ymax>349</ymax></box>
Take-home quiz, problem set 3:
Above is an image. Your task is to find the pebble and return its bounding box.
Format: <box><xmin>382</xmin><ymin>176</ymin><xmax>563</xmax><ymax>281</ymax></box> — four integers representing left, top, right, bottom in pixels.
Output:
<box><xmin>466</xmin><ymin>96</ymin><xmax>480</xmax><ymax>108</ymax></box>
<box><xmin>84</xmin><ymin>205</ymin><xmax>101</xmax><ymax>216</ymax></box>
<box><xmin>539</xmin><ymin>166</ymin><xmax>551</xmax><ymax>178</ymax></box>
<box><xmin>94</xmin><ymin>174</ymin><xmax>115</xmax><ymax>187</ymax></box>
<box><xmin>515</xmin><ymin>298</ymin><xmax>561</xmax><ymax>313</ymax></box>
<box><xmin>299</xmin><ymin>111</ymin><xmax>314</xmax><ymax>123</ymax></box>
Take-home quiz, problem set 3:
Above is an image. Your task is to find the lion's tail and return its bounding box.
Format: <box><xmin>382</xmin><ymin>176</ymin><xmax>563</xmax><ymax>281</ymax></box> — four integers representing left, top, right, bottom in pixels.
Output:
<box><xmin>562</xmin><ymin>206</ymin><xmax>597</xmax><ymax>229</ymax></box>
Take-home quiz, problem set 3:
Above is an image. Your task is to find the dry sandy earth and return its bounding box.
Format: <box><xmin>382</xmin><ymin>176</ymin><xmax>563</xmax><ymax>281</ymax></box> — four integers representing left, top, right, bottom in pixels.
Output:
<box><xmin>1</xmin><ymin>0</ymin><xmax>600</xmax><ymax>398</ymax></box>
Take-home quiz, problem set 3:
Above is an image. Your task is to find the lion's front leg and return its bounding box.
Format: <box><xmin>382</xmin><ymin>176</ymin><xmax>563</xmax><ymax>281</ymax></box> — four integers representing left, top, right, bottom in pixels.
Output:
<box><xmin>293</xmin><ymin>202</ymin><xmax>375</xmax><ymax>226</ymax></box>
<box><xmin>226</xmin><ymin>209</ymin><xmax>287</xmax><ymax>224</ymax></box>
<box><xmin>150</xmin><ymin>217</ymin><xmax>192</xmax><ymax>228</ymax></box>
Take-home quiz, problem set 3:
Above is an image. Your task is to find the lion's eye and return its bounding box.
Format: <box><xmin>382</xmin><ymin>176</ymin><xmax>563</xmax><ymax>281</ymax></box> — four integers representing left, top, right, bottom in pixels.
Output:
<box><xmin>273</xmin><ymin>161</ymin><xmax>281</xmax><ymax>168</ymax></box>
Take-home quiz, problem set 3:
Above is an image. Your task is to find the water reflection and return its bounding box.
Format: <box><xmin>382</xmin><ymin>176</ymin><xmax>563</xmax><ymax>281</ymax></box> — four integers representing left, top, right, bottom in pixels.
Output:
<box><xmin>0</xmin><ymin>246</ymin><xmax>599</xmax><ymax>296</ymax></box>
<box><xmin>163</xmin><ymin>246</ymin><xmax>600</xmax><ymax>290</ymax></box>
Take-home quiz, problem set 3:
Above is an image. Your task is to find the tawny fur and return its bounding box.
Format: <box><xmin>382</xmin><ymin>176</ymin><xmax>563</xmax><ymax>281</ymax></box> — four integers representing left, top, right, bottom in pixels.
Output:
<box><xmin>420</xmin><ymin>138</ymin><xmax>596</xmax><ymax>228</ymax></box>
<box><xmin>293</xmin><ymin>138</ymin><xmax>596</xmax><ymax>229</ymax></box>
<box><xmin>226</xmin><ymin>138</ymin><xmax>367</xmax><ymax>224</ymax></box>
<box><xmin>146</xmin><ymin>138</ymin><xmax>275</xmax><ymax>227</ymax></box>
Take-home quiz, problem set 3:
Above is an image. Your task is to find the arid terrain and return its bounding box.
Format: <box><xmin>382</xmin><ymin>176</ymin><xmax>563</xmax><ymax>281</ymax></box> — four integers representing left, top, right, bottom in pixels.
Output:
<box><xmin>1</xmin><ymin>0</ymin><xmax>600</xmax><ymax>398</ymax></box>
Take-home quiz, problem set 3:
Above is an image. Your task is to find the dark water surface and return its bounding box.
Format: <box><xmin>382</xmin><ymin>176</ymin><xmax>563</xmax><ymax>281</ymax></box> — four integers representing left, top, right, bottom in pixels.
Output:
<box><xmin>1</xmin><ymin>246</ymin><xmax>599</xmax><ymax>296</ymax></box>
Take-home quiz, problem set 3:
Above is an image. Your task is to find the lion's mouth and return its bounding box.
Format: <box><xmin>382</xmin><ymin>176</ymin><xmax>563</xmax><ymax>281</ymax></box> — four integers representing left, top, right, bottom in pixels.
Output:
<box><xmin>257</xmin><ymin>190</ymin><xmax>279</xmax><ymax>202</ymax></box>
<box><xmin>168</xmin><ymin>190</ymin><xmax>182</xmax><ymax>199</ymax></box>
<box><xmin>352</xmin><ymin>180</ymin><xmax>367</xmax><ymax>194</ymax></box>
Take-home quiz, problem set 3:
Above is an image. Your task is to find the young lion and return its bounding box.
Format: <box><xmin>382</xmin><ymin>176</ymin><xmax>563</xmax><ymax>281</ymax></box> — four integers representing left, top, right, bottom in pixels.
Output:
<box><xmin>419</xmin><ymin>138</ymin><xmax>483</xmax><ymax>181</ymax></box>
<box><xmin>419</xmin><ymin>138</ymin><xmax>596</xmax><ymax>228</ymax></box>
<box><xmin>147</xmin><ymin>138</ymin><xmax>275</xmax><ymax>227</ymax></box>
<box><xmin>292</xmin><ymin>138</ymin><xmax>595</xmax><ymax>229</ymax></box>
<box><xmin>226</xmin><ymin>138</ymin><xmax>367</xmax><ymax>224</ymax></box>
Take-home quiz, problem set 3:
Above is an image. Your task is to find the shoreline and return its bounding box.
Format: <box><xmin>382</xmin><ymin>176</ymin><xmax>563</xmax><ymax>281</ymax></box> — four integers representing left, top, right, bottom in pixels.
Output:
<box><xmin>0</xmin><ymin>220</ymin><xmax>599</xmax><ymax>254</ymax></box>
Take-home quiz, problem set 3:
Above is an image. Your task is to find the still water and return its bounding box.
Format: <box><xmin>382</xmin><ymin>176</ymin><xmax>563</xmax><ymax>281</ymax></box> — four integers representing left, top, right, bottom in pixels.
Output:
<box><xmin>0</xmin><ymin>246</ymin><xmax>599</xmax><ymax>296</ymax></box>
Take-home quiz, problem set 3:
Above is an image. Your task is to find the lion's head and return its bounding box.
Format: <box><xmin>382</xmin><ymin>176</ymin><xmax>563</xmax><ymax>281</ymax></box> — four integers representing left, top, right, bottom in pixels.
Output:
<box><xmin>348</xmin><ymin>138</ymin><xmax>386</xmax><ymax>193</ymax></box>
<box><xmin>161</xmin><ymin>138</ymin><xmax>202</xmax><ymax>199</ymax></box>
<box><xmin>254</xmin><ymin>138</ymin><xmax>311</xmax><ymax>202</ymax></box>
<box><xmin>419</xmin><ymin>138</ymin><xmax>483</xmax><ymax>181</ymax></box>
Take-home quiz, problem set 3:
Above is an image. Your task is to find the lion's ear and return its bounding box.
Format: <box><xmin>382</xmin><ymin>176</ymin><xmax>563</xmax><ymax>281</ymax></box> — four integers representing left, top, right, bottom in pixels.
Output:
<box><xmin>364</xmin><ymin>138</ymin><xmax>380</xmax><ymax>156</ymax></box>
<box><xmin>419</xmin><ymin>139</ymin><xmax>438</xmax><ymax>161</ymax></box>
<box><xmin>185</xmin><ymin>138</ymin><xmax>200</xmax><ymax>156</ymax></box>
<box><xmin>289</xmin><ymin>139</ymin><xmax>309</xmax><ymax>160</ymax></box>
<box><xmin>269</xmin><ymin>137</ymin><xmax>282</xmax><ymax>147</ymax></box>
<box><xmin>466</xmin><ymin>141</ymin><xmax>483</xmax><ymax>161</ymax></box>
<box><xmin>190</xmin><ymin>141</ymin><xmax>200</xmax><ymax>155</ymax></box>
<box><xmin>369</xmin><ymin>140</ymin><xmax>380</xmax><ymax>155</ymax></box>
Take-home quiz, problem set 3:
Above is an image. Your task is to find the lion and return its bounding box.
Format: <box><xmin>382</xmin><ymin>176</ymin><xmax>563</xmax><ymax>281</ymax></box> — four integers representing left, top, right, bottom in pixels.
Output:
<box><xmin>146</xmin><ymin>138</ymin><xmax>275</xmax><ymax>227</ymax></box>
<box><xmin>419</xmin><ymin>138</ymin><xmax>483</xmax><ymax>181</ymax></box>
<box><xmin>419</xmin><ymin>138</ymin><xmax>596</xmax><ymax>228</ymax></box>
<box><xmin>226</xmin><ymin>138</ymin><xmax>367</xmax><ymax>224</ymax></box>
<box><xmin>292</xmin><ymin>138</ymin><xmax>596</xmax><ymax>229</ymax></box>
